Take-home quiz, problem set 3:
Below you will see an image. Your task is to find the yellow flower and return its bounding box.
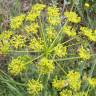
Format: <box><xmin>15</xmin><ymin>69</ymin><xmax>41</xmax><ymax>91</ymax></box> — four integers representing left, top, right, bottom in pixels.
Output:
<box><xmin>88</xmin><ymin>78</ymin><xmax>96</xmax><ymax>88</ymax></box>
<box><xmin>78</xmin><ymin>46</ymin><xmax>91</xmax><ymax>60</ymax></box>
<box><xmin>75</xmin><ymin>92</ymin><xmax>88</xmax><ymax>96</ymax></box>
<box><xmin>0</xmin><ymin>42</ymin><xmax>10</xmax><ymax>54</ymax></box>
<box><xmin>67</xmin><ymin>70</ymin><xmax>81</xmax><ymax>91</ymax></box>
<box><xmin>27</xmin><ymin>79</ymin><xmax>43</xmax><ymax>95</ymax></box>
<box><xmin>10</xmin><ymin>14</ymin><xmax>25</xmax><ymax>30</ymax></box>
<box><xmin>60</xmin><ymin>89</ymin><xmax>72</xmax><ymax>96</ymax></box>
<box><xmin>52</xmin><ymin>79</ymin><xmax>68</xmax><ymax>90</ymax></box>
<box><xmin>25</xmin><ymin>23</ymin><xmax>39</xmax><ymax>34</ymax></box>
<box><xmin>46</xmin><ymin>26</ymin><xmax>56</xmax><ymax>41</ymax></box>
<box><xmin>10</xmin><ymin>35</ymin><xmax>26</xmax><ymax>49</ymax></box>
<box><xmin>0</xmin><ymin>31</ymin><xmax>13</xmax><ymax>54</ymax></box>
<box><xmin>84</xmin><ymin>3</ymin><xmax>90</xmax><ymax>8</ymax></box>
<box><xmin>26</xmin><ymin>12</ymin><xmax>39</xmax><ymax>22</ymax></box>
<box><xmin>8</xmin><ymin>56</ymin><xmax>26</xmax><ymax>76</ymax></box>
<box><xmin>64</xmin><ymin>11</ymin><xmax>81</xmax><ymax>23</ymax></box>
<box><xmin>26</xmin><ymin>4</ymin><xmax>46</xmax><ymax>22</ymax></box>
<box><xmin>0</xmin><ymin>31</ymin><xmax>13</xmax><ymax>41</ymax></box>
<box><xmin>67</xmin><ymin>70</ymin><xmax>80</xmax><ymax>80</ymax></box>
<box><xmin>80</xmin><ymin>27</ymin><xmax>92</xmax><ymax>36</ymax></box>
<box><xmin>94</xmin><ymin>30</ymin><xmax>96</xmax><ymax>34</ymax></box>
<box><xmin>63</xmin><ymin>25</ymin><xmax>76</xmax><ymax>37</ymax></box>
<box><xmin>29</xmin><ymin>38</ymin><xmax>44</xmax><ymax>51</ymax></box>
<box><xmin>54</xmin><ymin>44</ymin><xmax>67</xmax><ymax>58</ymax></box>
<box><xmin>80</xmin><ymin>27</ymin><xmax>96</xmax><ymax>42</ymax></box>
<box><xmin>38</xmin><ymin>57</ymin><xmax>54</xmax><ymax>74</ymax></box>
<box><xmin>47</xmin><ymin>6</ymin><xmax>61</xmax><ymax>25</ymax></box>
<box><xmin>32</xmin><ymin>3</ymin><xmax>46</xmax><ymax>12</ymax></box>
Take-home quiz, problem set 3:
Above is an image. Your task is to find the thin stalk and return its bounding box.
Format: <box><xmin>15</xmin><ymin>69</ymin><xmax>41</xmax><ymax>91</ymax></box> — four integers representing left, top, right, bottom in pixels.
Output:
<box><xmin>62</xmin><ymin>35</ymin><xmax>79</xmax><ymax>45</ymax></box>
<box><xmin>37</xmin><ymin>74</ymin><xmax>42</xmax><ymax>81</ymax></box>
<box><xmin>54</xmin><ymin>56</ymin><xmax>80</xmax><ymax>61</ymax></box>
<box><xmin>25</xmin><ymin>54</ymin><xmax>43</xmax><ymax>65</ymax></box>
<box><xmin>52</xmin><ymin>54</ymin><xmax>67</xmax><ymax>75</ymax></box>
<box><xmin>66</xmin><ymin>42</ymin><xmax>81</xmax><ymax>48</ymax></box>
<box><xmin>55</xmin><ymin>61</ymin><xmax>67</xmax><ymax>75</ymax></box>
<box><xmin>39</xmin><ymin>17</ymin><xmax>47</xmax><ymax>50</ymax></box>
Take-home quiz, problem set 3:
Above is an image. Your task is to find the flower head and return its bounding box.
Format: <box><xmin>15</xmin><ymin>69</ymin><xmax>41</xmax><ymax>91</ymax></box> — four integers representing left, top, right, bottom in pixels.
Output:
<box><xmin>54</xmin><ymin>44</ymin><xmax>67</xmax><ymax>58</ymax></box>
<box><xmin>78</xmin><ymin>46</ymin><xmax>91</xmax><ymax>60</ymax></box>
<box><xmin>32</xmin><ymin>3</ymin><xmax>46</xmax><ymax>12</ymax></box>
<box><xmin>26</xmin><ymin>4</ymin><xmax>46</xmax><ymax>22</ymax></box>
<box><xmin>88</xmin><ymin>78</ymin><xmax>96</xmax><ymax>88</ymax></box>
<box><xmin>64</xmin><ymin>11</ymin><xmax>81</xmax><ymax>23</ymax></box>
<box><xmin>80</xmin><ymin>27</ymin><xmax>96</xmax><ymax>42</ymax></box>
<box><xmin>0</xmin><ymin>31</ymin><xmax>13</xmax><ymax>41</ymax></box>
<box><xmin>47</xmin><ymin>6</ymin><xmax>61</xmax><ymax>25</ymax></box>
<box><xmin>8</xmin><ymin>56</ymin><xmax>26</xmax><ymax>76</ymax></box>
<box><xmin>60</xmin><ymin>89</ymin><xmax>72</xmax><ymax>96</ymax></box>
<box><xmin>27</xmin><ymin>79</ymin><xmax>43</xmax><ymax>95</ymax></box>
<box><xmin>63</xmin><ymin>25</ymin><xmax>76</xmax><ymax>37</ymax></box>
<box><xmin>67</xmin><ymin>70</ymin><xmax>81</xmax><ymax>90</ymax></box>
<box><xmin>0</xmin><ymin>42</ymin><xmax>10</xmax><ymax>54</ymax></box>
<box><xmin>52</xmin><ymin>79</ymin><xmax>68</xmax><ymax>90</ymax></box>
<box><xmin>29</xmin><ymin>38</ymin><xmax>44</xmax><ymax>51</ymax></box>
<box><xmin>46</xmin><ymin>26</ymin><xmax>56</xmax><ymax>41</ymax></box>
<box><xmin>75</xmin><ymin>92</ymin><xmax>88</xmax><ymax>96</ymax></box>
<box><xmin>10</xmin><ymin>14</ymin><xmax>25</xmax><ymax>30</ymax></box>
<box><xmin>38</xmin><ymin>57</ymin><xmax>54</xmax><ymax>74</ymax></box>
<box><xmin>84</xmin><ymin>3</ymin><xmax>90</xmax><ymax>8</ymax></box>
<box><xmin>10</xmin><ymin>35</ymin><xmax>26</xmax><ymax>49</ymax></box>
<box><xmin>25</xmin><ymin>23</ymin><xmax>39</xmax><ymax>34</ymax></box>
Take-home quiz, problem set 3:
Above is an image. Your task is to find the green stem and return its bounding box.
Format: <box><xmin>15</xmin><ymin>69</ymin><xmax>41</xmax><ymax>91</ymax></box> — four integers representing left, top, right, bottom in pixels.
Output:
<box><xmin>62</xmin><ymin>35</ymin><xmax>79</xmax><ymax>45</ymax></box>
<box><xmin>52</xmin><ymin>54</ymin><xmax>67</xmax><ymax>75</ymax></box>
<box><xmin>25</xmin><ymin>54</ymin><xmax>43</xmax><ymax>65</ymax></box>
<box><xmin>37</xmin><ymin>74</ymin><xmax>42</xmax><ymax>81</ymax></box>
<box><xmin>54</xmin><ymin>56</ymin><xmax>80</xmax><ymax>61</ymax></box>
<box><xmin>55</xmin><ymin>61</ymin><xmax>67</xmax><ymax>75</ymax></box>
<box><xmin>88</xmin><ymin>44</ymin><xmax>96</xmax><ymax>77</ymax></box>
<box><xmin>10</xmin><ymin>50</ymin><xmax>41</xmax><ymax>53</ymax></box>
<box><xmin>39</xmin><ymin>17</ymin><xmax>47</xmax><ymax>50</ymax></box>
<box><xmin>66</xmin><ymin>42</ymin><xmax>81</xmax><ymax>48</ymax></box>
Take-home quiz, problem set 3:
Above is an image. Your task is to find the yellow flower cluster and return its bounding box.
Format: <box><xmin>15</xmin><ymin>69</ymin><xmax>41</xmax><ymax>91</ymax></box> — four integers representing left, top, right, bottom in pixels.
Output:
<box><xmin>60</xmin><ymin>90</ymin><xmax>88</xmax><ymax>96</ymax></box>
<box><xmin>75</xmin><ymin>92</ymin><xmax>87</xmax><ymax>96</ymax></box>
<box><xmin>80</xmin><ymin>27</ymin><xmax>96</xmax><ymax>42</ymax></box>
<box><xmin>60</xmin><ymin>89</ymin><xmax>72</xmax><ymax>96</ymax></box>
<box><xmin>64</xmin><ymin>11</ymin><xmax>81</xmax><ymax>23</ymax></box>
<box><xmin>67</xmin><ymin>70</ymin><xmax>81</xmax><ymax>90</ymax></box>
<box><xmin>0</xmin><ymin>42</ymin><xmax>10</xmax><ymax>54</ymax></box>
<box><xmin>84</xmin><ymin>3</ymin><xmax>90</xmax><ymax>8</ymax></box>
<box><xmin>63</xmin><ymin>25</ymin><xmax>76</xmax><ymax>37</ymax></box>
<box><xmin>10</xmin><ymin>35</ymin><xmax>26</xmax><ymax>49</ymax></box>
<box><xmin>88</xmin><ymin>78</ymin><xmax>96</xmax><ymax>88</ymax></box>
<box><xmin>32</xmin><ymin>3</ymin><xmax>46</xmax><ymax>12</ymax></box>
<box><xmin>52</xmin><ymin>79</ymin><xmax>67</xmax><ymax>90</ymax></box>
<box><xmin>0</xmin><ymin>31</ymin><xmax>13</xmax><ymax>54</ymax></box>
<box><xmin>2</xmin><ymin>3</ymin><xmax>96</xmax><ymax>96</ymax></box>
<box><xmin>0</xmin><ymin>31</ymin><xmax>13</xmax><ymax>41</ymax></box>
<box><xmin>26</xmin><ymin>4</ymin><xmax>46</xmax><ymax>22</ymax></box>
<box><xmin>78</xmin><ymin>46</ymin><xmax>91</xmax><ymax>60</ymax></box>
<box><xmin>29</xmin><ymin>38</ymin><xmax>44</xmax><ymax>51</ymax></box>
<box><xmin>54</xmin><ymin>44</ymin><xmax>67</xmax><ymax>58</ymax></box>
<box><xmin>8</xmin><ymin>56</ymin><xmax>26</xmax><ymax>76</ymax></box>
<box><xmin>27</xmin><ymin>79</ymin><xmax>43</xmax><ymax>95</ymax></box>
<box><xmin>10</xmin><ymin>14</ymin><xmax>25</xmax><ymax>30</ymax></box>
<box><xmin>38</xmin><ymin>57</ymin><xmax>54</xmax><ymax>74</ymax></box>
<box><xmin>25</xmin><ymin>23</ymin><xmax>39</xmax><ymax>34</ymax></box>
<box><xmin>47</xmin><ymin>6</ymin><xmax>61</xmax><ymax>25</ymax></box>
<box><xmin>46</xmin><ymin>26</ymin><xmax>56</xmax><ymax>41</ymax></box>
